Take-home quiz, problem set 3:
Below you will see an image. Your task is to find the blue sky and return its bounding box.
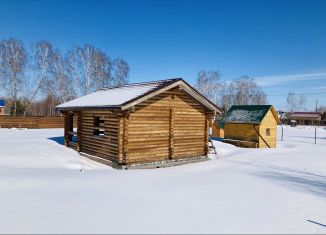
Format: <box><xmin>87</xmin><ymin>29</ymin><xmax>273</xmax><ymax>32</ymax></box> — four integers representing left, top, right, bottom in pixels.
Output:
<box><xmin>1</xmin><ymin>0</ymin><xmax>326</xmax><ymax>110</ymax></box>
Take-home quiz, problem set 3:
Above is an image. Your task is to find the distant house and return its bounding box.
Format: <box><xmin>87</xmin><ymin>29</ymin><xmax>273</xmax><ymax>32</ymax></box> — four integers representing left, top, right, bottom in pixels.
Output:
<box><xmin>288</xmin><ymin>112</ymin><xmax>322</xmax><ymax>126</ymax></box>
<box><xmin>220</xmin><ymin>105</ymin><xmax>279</xmax><ymax>148</ymax></box>
<box><xmin>56</xmin><ymin>78</ymin><xmax>222</xmax><ymax>168</ymax></box>
<box><xmin>0</xmin><ymin>99</ymin><xmax>5</xmax><ymax>115</ymax></box>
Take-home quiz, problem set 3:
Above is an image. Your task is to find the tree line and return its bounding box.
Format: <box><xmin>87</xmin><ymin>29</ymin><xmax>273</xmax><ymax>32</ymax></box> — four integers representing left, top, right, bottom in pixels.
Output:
<box><xmin>0</xmin><ymin>38</ymin><xmax>129</xmax><ymax>116</ymax></box>
<box><xmin>286</xmin><ymin>92</ymin><xmax>307</xmax><ymax>113</ymax></box>
<box><xmin>194</xmin><ymin>70</ymin><xmax>314</xmax><ymax>113</ymax></box>
<box><xmin>195</xmin><ymin>70</ymin><xmax>266</xmax><ymax>112</ymax></box>
<box><xmin>0</xmin><ymin>38</ymin><xmax>313</xmax><ymax>116</ymax></box>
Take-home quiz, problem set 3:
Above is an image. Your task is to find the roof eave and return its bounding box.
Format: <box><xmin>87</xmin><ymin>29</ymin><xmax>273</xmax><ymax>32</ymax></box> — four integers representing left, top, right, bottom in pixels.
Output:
<box><xmin>55</xmin><ymin>105</ymin><xmax>122</xmax><ymax>112</ymax></box>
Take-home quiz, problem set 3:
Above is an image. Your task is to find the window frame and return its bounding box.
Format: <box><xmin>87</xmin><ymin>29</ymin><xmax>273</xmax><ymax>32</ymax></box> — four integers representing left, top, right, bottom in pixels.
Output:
<box><xmin>93</xmin><ymin>116</ymin><xmax>105</xmax><ymax>138</ymax></box>
<box><xmin>266</xmin><ymin>128</ymin><xmax>271</xmax><ymax>136</ymax></box>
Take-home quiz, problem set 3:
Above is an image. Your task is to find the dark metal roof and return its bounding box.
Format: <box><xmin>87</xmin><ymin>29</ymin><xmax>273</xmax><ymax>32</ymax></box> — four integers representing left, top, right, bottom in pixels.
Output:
<box><xmin>220</xmin><ymin>105</ymin><xmax>275</xmax><ymax>125</ymax></box>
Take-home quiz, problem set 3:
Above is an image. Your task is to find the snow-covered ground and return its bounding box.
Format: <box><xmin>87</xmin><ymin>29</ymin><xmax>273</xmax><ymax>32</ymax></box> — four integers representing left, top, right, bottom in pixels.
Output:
<box><xmin>0</xmin><ymin>126</ymin><xmax>325</xmax><ymax>234</ymax></box>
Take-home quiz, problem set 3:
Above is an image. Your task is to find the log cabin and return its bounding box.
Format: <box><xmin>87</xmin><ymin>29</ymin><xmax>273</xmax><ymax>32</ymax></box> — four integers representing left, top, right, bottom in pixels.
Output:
<box><xmin>56</xmin><ymin>78</ymin><xmax>222</xmax><ymax>168</ymax></box>
<box><xmin>221</xmin><ymin>105</ymin><xmax>279</xmax><ymax>148</ymax></box>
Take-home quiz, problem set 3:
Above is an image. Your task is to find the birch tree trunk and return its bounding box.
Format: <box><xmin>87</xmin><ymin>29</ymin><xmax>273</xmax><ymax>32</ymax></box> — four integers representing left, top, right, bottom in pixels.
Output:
<box><xmin>0</xmin><ymin>38</ymin><xmax>27</xmax><ymax>116</ymax></box>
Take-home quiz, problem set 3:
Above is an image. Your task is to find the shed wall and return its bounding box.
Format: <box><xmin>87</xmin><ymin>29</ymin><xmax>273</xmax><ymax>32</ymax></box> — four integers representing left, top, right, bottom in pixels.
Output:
<box><xmin>258</xmin><ymin>109</ymin><xmax>277</xmax><ymax>148</ymax></box>
<box><xmin>224</xmin><ymin>123</ymin><xmax>258</xmax><ymax>143</ymax></box>
<box><xmin>212</xmin><ymin>122</ymin><xmax>224</xmax><ymax>138</ymax></box>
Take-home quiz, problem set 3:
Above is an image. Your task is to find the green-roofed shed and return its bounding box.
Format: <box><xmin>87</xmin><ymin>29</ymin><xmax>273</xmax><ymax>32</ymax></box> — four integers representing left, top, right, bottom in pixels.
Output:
<box><xmin>221</xmin><ymin>105</ymin><xmax>279</xmax><ymax>148</ymax></box>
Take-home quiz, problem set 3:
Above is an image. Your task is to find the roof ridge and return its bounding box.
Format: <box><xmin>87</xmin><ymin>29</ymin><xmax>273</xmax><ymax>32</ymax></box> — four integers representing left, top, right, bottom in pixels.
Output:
<box><xmin>291</xmin><ymin>111</ymin><xmax>321</xmax><ymax>114</ymax></box>
<box><xmin>231</xmin><ymin>104</ymin><xmax>272</xmax><ymax>107</ymax></box>
<box><xmin>98</xmin><ymin>78</ymin><xmax>183</xmax><ymax>91</ymax></box>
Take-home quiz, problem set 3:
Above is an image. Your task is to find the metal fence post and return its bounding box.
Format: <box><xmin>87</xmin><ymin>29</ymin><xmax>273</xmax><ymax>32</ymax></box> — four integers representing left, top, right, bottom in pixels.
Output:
<box><xmin>315</xmin><ymin>128</ymin><xmax>317</xmax><ymax>144</ymax></box>
<box><xmin>281</xmin><ymin>125</ymin><xmax>284</xmax><ymax>141</ymax></box>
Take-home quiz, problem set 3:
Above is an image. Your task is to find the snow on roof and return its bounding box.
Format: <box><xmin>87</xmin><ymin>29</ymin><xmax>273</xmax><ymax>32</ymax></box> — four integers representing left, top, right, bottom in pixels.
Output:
<box><xmin>56</xmin><ymin>78</ymin><xmax>222</xmax><ymax>113</ymax></box>
<box><xmin>56</xmin><ymin>79</ymin><xmax>179</xmax><ymax>110</ymax></box>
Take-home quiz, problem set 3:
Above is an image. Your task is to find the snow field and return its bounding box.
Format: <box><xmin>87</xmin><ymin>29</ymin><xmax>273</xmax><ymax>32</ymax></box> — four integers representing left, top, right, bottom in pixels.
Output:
<box><xmin>0</xmin><ymin>126</ymin><xmax>325</xmax><ymax>233</ymax></box>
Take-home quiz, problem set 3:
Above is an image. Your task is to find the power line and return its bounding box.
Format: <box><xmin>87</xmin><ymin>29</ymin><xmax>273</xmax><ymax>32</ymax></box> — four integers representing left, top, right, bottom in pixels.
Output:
<box><xmin>266</xmin><ymin>91</ymin><xmax>326</xmax><ymax>97</ymax></box>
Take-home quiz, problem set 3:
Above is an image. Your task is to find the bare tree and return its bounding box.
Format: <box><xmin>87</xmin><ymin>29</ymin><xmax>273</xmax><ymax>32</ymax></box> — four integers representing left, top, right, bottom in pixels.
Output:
<box><xmin>317</xmin><ymin>105</ymin><xmax>326</xmax><ymax>113</ymax></box>
<box><xmin>24</xmin><ymin>40</ymin><xmax>54</xmax><ymax>116</ymax></box>
<box><xmin>74</xmin><ymin>44</ymin><xmax>95</xmax><ymax>95</ymax></box>
<box><xmin>286</xmin><ymin>92</ymin><xmax>297</xmax><ymax>112</ymax></box>
<box><xmin>298</xmin><ymin>94</ymin><xmax>307</xmax><ymax>111</ymax></box>
<box><xmin>286</xmin><ymin>92</ymin><xmax>307</xmax><ymax>112</ymax></box>
<box><xmin>27</xmin><ymin>93</ymin><xmax>60</xmax><ymax>116</ymax></box>
<box><xmin>0</xmin><ymin>38</ymin><xmax>28</xmax><ymax>116</ymax></box>
<box><xmin>112</xmin><ymin>58</ymin><xmax>129</xmax><ymax>86</ymax></box>
<box><xmin>195</xmin><ymin>70</ymin><xmax>221</xmax><ymax>105</ymax></box>
<box><xmin>93</xmin><ymin>51</ymin><xmax>111</xmax><ymax>89</ymax></box>
<box><xmin>1</xmin><ymin>38</ymin><xmax>131</xmax><ymax>116</ymax></box>
<box><xmin>0</xmin><ymin>42</ymin><xmax>4</xmax><ymax>88</ymax></box>
<box><xmin>68</xmin><ymin>44</ymin><xmax>113</xmax><ymax>95</ymax></box>
<box><xmin>221</xmin><ymin>76</ymin><xmax>266</xmax><ymax>110</ymax></box>
<box><xmin>52</xmin><ymin>49</ymin><xmax>73</xmax><ymax>103</ymax></box>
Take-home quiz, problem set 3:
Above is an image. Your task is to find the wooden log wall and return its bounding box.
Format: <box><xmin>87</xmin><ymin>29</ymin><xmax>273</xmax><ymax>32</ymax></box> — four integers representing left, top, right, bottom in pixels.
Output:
<box><xmin>125</xmin><ymin>87</ymin><xmax>209</xmax><ymax>164</ymax></box>
<box><xmin>224</xmin><ymin>123</ymin><xmax>259</xmax><ymax>143</ymax></box>
<box><xmin>78</xmin><ymin>111</ymin><xmax>120</xmax><ymax>162</ymax></box>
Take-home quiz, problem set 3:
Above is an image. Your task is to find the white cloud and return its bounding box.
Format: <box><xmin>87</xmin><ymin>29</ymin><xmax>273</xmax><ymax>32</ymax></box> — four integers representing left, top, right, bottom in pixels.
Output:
<box><xmin>254</xmin><ymin>72</ymin><xmax>326</xmax><ymax>87</ymax></box>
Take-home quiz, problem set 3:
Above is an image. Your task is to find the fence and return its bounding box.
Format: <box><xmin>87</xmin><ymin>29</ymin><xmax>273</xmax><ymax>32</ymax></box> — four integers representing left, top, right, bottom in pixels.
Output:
<box><xmin>0</xmin><ymin>116</ymin><xmax>65</xmax><ymax>129</ymax></box>
<box><xmin>278</xmin><ymin>125</ymin><xmax>326</xmax><ymax>145</ymax></box>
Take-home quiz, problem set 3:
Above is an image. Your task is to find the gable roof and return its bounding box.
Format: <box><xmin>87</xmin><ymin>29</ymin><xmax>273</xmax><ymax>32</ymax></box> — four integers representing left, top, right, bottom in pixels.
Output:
<box><xmin>0</xmin><ymin>99</ymin><xmax>5</xmax><ymax>107</ymax></box>
<box><xmin>56</xmin><ymin>78</ymin><xmax>222</xmax><ymax>113</ymax></box>
<box><xmin>220</xmin><ymin>105</ymin><xmax>279</xmax><ymax>126</ymax></box>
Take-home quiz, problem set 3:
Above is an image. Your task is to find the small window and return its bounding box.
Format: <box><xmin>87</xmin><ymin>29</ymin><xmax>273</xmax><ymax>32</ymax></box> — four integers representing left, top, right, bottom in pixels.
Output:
<box><xmin>94</xmin><ymin>116</ymin><xmax>104</xmax><ymax>127</ymax></box>
<box><xmin>266</xmin><ymin>128</ymin><xmax>271</xmax><ymax>136</ymax></box>
<box><xmin>93</xmin><ymin>129</ymin><xmax>105</xmax><ymax>137</ymax></box>
<box><xmin>93</xmin><ymin>116</ymin><xmax>105</xmax><ymax>137</ymax></box>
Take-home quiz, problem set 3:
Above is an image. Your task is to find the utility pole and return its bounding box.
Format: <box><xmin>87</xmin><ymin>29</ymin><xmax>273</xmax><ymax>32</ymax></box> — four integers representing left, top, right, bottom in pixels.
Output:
<box><xmin>316</xmin><ymin>100</ymin><xmax>318</xmax><ymax>112</ymax></box>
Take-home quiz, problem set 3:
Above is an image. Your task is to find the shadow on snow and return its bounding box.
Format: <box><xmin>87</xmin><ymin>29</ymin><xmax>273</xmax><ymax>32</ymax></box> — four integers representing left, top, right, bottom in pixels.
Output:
<box><xmin>47</xmin><ymin>136</ymin><xmax>65</xmax><ymax>145</ymax></box>
<box><xmin>249</xmin><ymin>163</ymin><xmax>326</xmax><ymax>198</ymax></box>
